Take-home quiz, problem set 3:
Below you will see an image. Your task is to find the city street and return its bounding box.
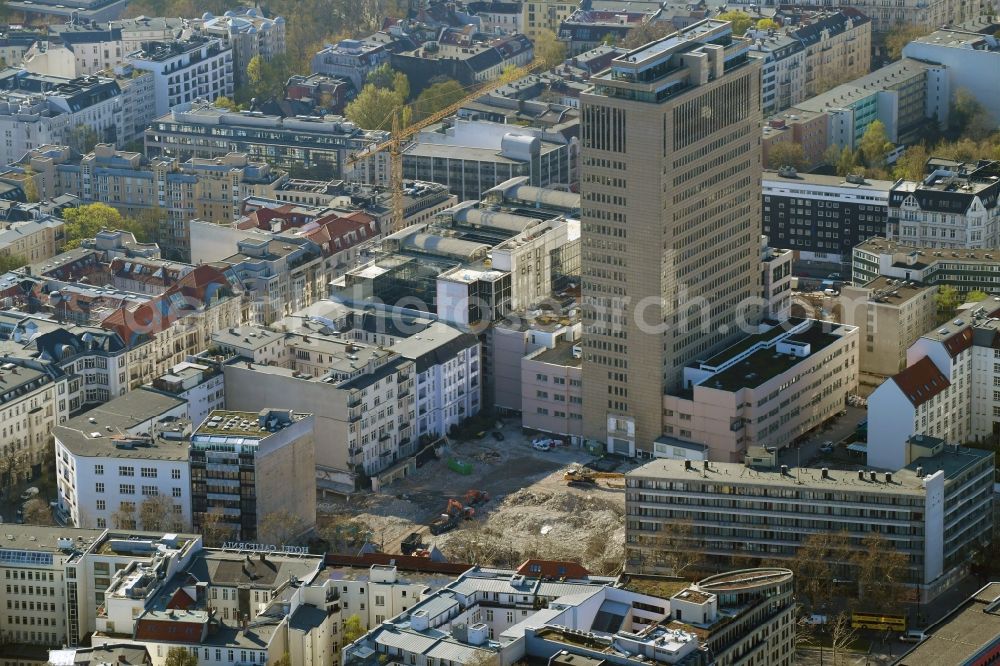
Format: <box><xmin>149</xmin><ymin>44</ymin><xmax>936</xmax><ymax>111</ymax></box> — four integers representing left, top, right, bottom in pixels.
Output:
<box><xmin>777</xmin><ymin>404</ymin><xmax>867</xmax><ymax>468</ymax></box>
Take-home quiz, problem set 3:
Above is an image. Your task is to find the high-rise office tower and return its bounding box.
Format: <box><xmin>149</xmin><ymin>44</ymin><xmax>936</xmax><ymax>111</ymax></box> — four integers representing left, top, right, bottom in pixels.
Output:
<box><xmin>580</xmin><ymin>20</ymin><xmax>763</xmax><ymax>457</ymax></box>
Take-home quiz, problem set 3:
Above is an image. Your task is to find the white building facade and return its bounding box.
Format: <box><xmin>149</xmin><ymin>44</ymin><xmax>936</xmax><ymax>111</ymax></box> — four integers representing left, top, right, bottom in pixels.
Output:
<box><xmin>128</xmin><ymin>37</ymin><xmax>233</xmax><ymax>117</ymax></box>
<box><xmin>53</xmin><ymin>391</ymin><xmax>193</xmax><ymax>531</ymax></box>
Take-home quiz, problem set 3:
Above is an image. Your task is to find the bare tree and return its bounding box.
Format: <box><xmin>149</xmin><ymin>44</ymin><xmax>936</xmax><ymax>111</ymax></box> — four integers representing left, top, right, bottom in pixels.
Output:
<box><xmin>464</xmin><ymin>651</ymin><xmax>500</xmax><ymax>666</ymax></box>
<box><xmin>318</xmin><ymin>514</ymin><xmax>368</xmax><ymax>553</ymax></box>
<box><xmin>852</xmin><ymin>532</ymin><xmax>909</xmax><ymax>611</ymax></box>
<box><xmin>199</xmin><ymin>509</ymin><xmax>236</xmax><ymax>547</ymax></box>
<box><xmin>445</xmin><ymin>523</ymin><xmax>523</xmax><ymax>567</ymax></box>
<box><xmin>790</xmin><ymin>531</ymin><xmax>851</xmax><ymax>610</ymax></box>
<box><xmin>829</xmin><ymin>612</ymin><xmax>858</xmax><ymax>665</ymax></box>
<box><xmin>257</xmin><ymin>509</ymin><xmax>308</xmax><ymax>545</ymax></box>
<box><xmin>139</xmin><ymin>494</ymin><xmax>184</xmax><ymax>532</ymax></box>
<box><xmin>111</xmin><ymin>502</ymin><xmax>137</xmax><ymax>530</ymax></box>
<box><xmin>636</xmin><ymin>519</ymin><xmax>704</xmax><ymax>578</ymax></box>
<box><xmin>23</xmin><ymin>498</ymin><xmax>53</xmax><ymax>525</ymax></box>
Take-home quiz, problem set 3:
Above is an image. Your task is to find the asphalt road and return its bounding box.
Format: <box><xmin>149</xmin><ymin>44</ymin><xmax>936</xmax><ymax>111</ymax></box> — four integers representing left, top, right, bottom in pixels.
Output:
<box><xmin>776</xmin><ymin>404</ymin><xmax>868</xmax><ymax>468</ymax></box>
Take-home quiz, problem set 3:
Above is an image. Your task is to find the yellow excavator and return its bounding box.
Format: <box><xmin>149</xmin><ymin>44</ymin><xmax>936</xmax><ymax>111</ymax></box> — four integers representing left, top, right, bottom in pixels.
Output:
<box><xmin>564</xmin><ymin>465</ymin><xmax>625</xmax><ymax>486</ymax></box>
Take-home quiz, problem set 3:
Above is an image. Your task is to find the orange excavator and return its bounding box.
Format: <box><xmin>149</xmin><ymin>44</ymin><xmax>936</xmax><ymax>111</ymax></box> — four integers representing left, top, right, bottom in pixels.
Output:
<box><xmin>463</xmin><ymin>489</ymin><xmax>490</xmax><ymax>507</ymax></box>
<box><xmin>429</xmin><ymin>498</ymin><xmax>474</xmax><ymax>535</ymax></box>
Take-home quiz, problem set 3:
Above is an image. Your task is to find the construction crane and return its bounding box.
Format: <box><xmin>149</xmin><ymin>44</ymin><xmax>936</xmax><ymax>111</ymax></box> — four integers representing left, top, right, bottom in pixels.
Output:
<box><xmin>345</xmin><ymin>61</ymin><xmax>544</xmax><ymax>234</ymax></box>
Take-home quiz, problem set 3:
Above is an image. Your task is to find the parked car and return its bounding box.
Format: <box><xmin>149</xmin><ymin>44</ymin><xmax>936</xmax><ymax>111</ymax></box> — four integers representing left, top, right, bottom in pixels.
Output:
<box><xmin>819</xmin><ymin>441</ymin><xmax>834</xmax><ymax>454</ymax></box>
<box><xmin>805</xmin><ymin>614</ymin><xmax>828</xmax><ymax>626</ymax></box>
<box><xmin>900</xmin><ymin>630</ymin><xmax>926</xmax><ymax>643</ymax></box>
<box><xmin>532</xmin><ymin>439</ymin><xmax>552</xmax><ymax>451</ymax></box>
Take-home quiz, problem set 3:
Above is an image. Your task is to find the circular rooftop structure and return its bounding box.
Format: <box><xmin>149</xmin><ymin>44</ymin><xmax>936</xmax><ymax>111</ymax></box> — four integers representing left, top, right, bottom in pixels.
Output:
<box><xmin>697</xmin><ymin>568</ymin><xmax>794</xmax><ymax>595</ymax></box>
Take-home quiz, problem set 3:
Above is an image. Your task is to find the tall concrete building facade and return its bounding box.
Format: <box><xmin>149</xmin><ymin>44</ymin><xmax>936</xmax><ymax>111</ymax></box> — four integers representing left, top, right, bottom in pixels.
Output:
<box><xmin>580</xmin><ymin>20</ymin><xmax>762</xmax><ymax>457</ymax></box>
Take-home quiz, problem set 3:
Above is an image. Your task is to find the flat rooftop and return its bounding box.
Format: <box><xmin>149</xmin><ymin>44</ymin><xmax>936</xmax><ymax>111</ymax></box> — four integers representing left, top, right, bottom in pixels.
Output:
<box><xmin>211</xmin><ymin>325</ymin><xmax>285</xmax><ymax>350</ymax></box>
<box><xmin>763</xmin><ymin>169</ymin><xmax>894</xmax><ymax>193</ymax></box>
<box><xmin>856</xmin><ymin>276</ymin><xmax>933</xmax><ymax>305</ymax></box>
<box><xmin>530</xmin><ymin>340</ymin><xmax>582</xmax><ymax>368</ymax></box>
<box><xmin>912</xmin><ymin>27</ymin><xmax>996</xmax><ymax>50</ymax></box>
<box><xmin>53</xmin><ymin>390</ymin><xmax>189</xmax><ymax>460</ymax></box>
<box><xmin>795</xmin><ymin>58</ymin><xmax>934</xmax><ymax>113</ymax></box>
<box><xmin>705</xmin><ymin>326</ymin><xmax>845</xmax><ymax>391</ymax></box>
<box><xmin>0</xmin><ymin>524</ymin><xmax>103</xmax><ymax>555</ymax></box>
<box><xmin>193</xmin><ymin>409</ymin><xmax>307</xmax><ymax>438</ymax></box>
<box><xmin>629</xmin><ymin>445</ymin><xmax>992</xmax><ymax>494</ymax></box>
<box><xmin>897</xmin><ymin>582</ymin><xmax>1000</xmax><ymax>665</ymax></box>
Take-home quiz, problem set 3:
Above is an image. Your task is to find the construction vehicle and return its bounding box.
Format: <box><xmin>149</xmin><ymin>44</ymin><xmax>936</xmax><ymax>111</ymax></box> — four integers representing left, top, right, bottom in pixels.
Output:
<box><xmin>564</xmin><ymin>466</ymin><xmax>625</xmax><ymax>486</ymax></box>
<box><xmin>429</xmin><ymin>498</ymin><xmax>474</xmax><ymax>535</ymax></box>
<box><xmin>344</xmin><ymin>61</ymin><xmax>543</xmax><ymax>235</ymax></box>
<box><xmin>400</xmin><ymin>531</ymin><xmax>424</xmax><ymax>555</ymax></box>
<box><xmin>463</xmin><ymin>489</ymin><xmax>490</xmax><ymax>507</ymax></box>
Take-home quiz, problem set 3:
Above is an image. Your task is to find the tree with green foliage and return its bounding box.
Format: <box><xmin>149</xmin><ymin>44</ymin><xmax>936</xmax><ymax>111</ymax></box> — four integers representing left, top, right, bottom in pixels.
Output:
<box><xmin>413</xmin><ymin>79</ymin><xmax>467</xmax><ymax>122</ymax></box>
<box><xmin>717</xmin><ymin>10</ymin><xmax>753</xmax><ymax>36</ymax></box>
<box><xmin>533</xmin><ymin>28</ymin><xmax>567</xmax><ymax>69</ymax></box>
<box><xmin>893</xmin><ymin>144</ymin><xmax>929</xmax><ymax>181</ymax></box>
<box><xmin>936</xmin><ymin>284</ymin><xmax>963</xmax><ymax>323</ymax></box>
<box><xmin>22</xmin><ymin>165</ymin><xmax>38</xmax><ymax>203</ymax></box>
<box><xmin>756</xmin><ymin>18</ymin><xmax>780</xmax><ymax>31</ymax></box>
<box><xmin>272</xmin><ymin>654</ymin><xmax>291</xmax><ymax>666</ymax></box>
<box><xmin>62</xmin><ymin>203</ymin><xmax>155</xmax><ymax>249</ymax></box>
<box><xmin>0</xmin><ymin>253</ymin><xmax>27</xmax><ymax>273</ymax></box>
<box><xmin>345</xmin><ymin>84</ymin><xmax>405</xmax><ymax>130</ymax></box>
<box><xmin>884</xmin><ymin>24</ymin><xmax>931</xmax><ymax>60</ymax></box>
<box><xmin>214</xmin><ymin>95</ymin><xmax>240</xmax><ymax>111</ymax></box>
<box><xmin>949</xmin><ymin>88</ymin><xmax>994</xmax><ymax>140</ymax></box>
<box><xmin>164</xmin><ymin>646</ymin><xmax>198</xmax><ymax>666</ymax></box>
<box><xmin>834</xmin><ymin>145</ymin><xmax>859</xmax><ymax>177</ymax></box>
<box><xmin>859</xmin><ymin>120</ymin><xmax>893</xmax><ymax>168</ymax></box>
<box><xmin>766</xmin><ymin>142</ymin><xmax>807</xmax><ymax>171</ymax></box>
<box><xmin>366</xmin><ymin>63</ymin><xmax>397</xmax><ymax>90</ymax></box>
<box><xmin>343</xmin><ymin>614</ymin><xmax>365</xmax><ymax>644</ymax></box>
<box><xmin>967</xmin><ymin>290</ymin><xmax>990</xmax><ymax>303</ymax></box>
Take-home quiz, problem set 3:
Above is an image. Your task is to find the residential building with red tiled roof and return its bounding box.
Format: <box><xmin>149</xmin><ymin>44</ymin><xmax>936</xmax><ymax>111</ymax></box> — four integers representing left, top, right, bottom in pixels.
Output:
<box><xmin>870</xmin><ymin>303</ymin><xmax>1000</xmax><ymax>470</ymax></box>
<box><xmin>98</xmin><ymin>264</ymin><xmax>243</xmax><ymax>391</ymax></box>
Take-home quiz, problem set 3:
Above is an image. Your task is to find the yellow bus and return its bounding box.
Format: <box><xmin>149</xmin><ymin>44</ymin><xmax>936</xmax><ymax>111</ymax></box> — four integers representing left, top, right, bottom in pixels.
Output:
<box><xmin>851</xmin><ymin>612</ymin><xmax>906</xmax><ymax>632</ymax></box>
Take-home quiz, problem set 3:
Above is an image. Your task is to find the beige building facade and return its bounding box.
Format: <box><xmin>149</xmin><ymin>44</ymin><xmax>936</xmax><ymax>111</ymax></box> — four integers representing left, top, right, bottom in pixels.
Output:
<box><xmin>839</xmin><ymin>277</ymin><xmax>938</xmax><ymax>395</ymax></box>
<box><xmin>661</xmin><ymin>319</ymin><xmax>859</xmax><ymax>462</ymax></box>
<box><xmin>800</xmin><ymin>11</ymin><xmax>872</xmax><ymax>96</ymax></box>
<box><xmin>522</xmin><ymin>0</ymin><xmax>577</xmax><ymax>38</ymax></box>
<box><xmin>13</xmin><ymin>145</ymin><xmax>286</xmax><ymax>229</ymax></box>
<box><xmin>580</xmin><ymin>20</ymin><xmax>762</xmax><ymax>457</ymax></box>
<box><xmin>521</xmin><ymin>337</ymin><xmax>583</xmax><ymax>442</ymax></box>
<box><xmin>0</xmin><ymin>216</ymin><xmax>64</xmax><ymax>264</ymax></box>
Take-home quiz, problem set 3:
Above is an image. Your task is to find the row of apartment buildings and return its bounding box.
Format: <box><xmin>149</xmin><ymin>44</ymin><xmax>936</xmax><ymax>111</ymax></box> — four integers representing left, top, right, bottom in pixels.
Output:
<box><xmin>0</xmin><ymin>517</ymin><xmax>799</xmax><ymax>666</ymax></box>
<box><xmin>762</xmin><ymin>158</ymin><xmax>1000</xmax><ymax>272</ymax></box>
<box><xmin>747</xmin><ymin>9</ymin><xmax>872</xmax><ymax>115</ymax></box>
<box><xmin>23</xmin><ymin>9</ymin><xmax>284</xmax><ymax>87</ymax></box>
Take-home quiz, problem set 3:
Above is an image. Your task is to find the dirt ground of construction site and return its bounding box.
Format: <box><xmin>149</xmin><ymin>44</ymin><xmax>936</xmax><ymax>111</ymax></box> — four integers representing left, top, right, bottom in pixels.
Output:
<box><xmin>317</xmin><ymin>419</ymin><xmax>631</xmax><ymax>574</ymax></box>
